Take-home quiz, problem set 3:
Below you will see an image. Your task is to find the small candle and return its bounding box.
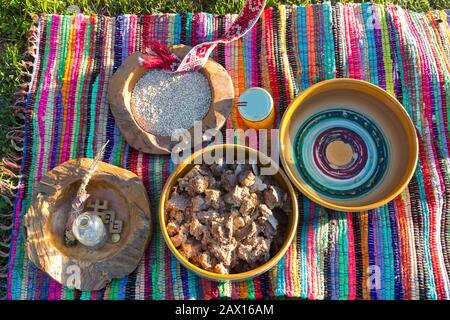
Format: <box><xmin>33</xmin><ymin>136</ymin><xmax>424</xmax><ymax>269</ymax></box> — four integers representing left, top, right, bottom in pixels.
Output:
<box><xmin>72</xmin><ymin>214</ymin><xmax>107</xmax><ymax>249</ymax></box>
<box><xmin>237</xmin><ymin>87</ymin><xmax>274</xmax><ymax>129</ymax></box>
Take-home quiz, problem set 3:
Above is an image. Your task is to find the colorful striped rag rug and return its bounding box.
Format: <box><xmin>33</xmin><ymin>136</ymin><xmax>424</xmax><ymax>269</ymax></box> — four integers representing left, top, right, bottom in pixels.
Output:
<box><xmin>4</xmin><ymin>2</ymin><xmax>450</xmax><ymax>300</ymax></box>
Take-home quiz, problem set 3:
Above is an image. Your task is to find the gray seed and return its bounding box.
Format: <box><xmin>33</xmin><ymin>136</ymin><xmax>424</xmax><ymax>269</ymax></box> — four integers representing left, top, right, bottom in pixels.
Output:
<box><xmin>131</xmin><ymin>69</ymin><xmax>211</xmax><ymax>136</ymax></box>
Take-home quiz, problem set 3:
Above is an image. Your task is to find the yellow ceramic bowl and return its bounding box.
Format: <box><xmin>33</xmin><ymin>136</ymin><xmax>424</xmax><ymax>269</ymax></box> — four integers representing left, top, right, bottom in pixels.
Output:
<box><xmin>159</xmin><ymin>144</ymin><xmax>299</xmax><ymax>281</ymax></box>
<box><xmin>279</xmin><ymin>79</ymin><xmax>418</xmax><ymax>212</ymax></box>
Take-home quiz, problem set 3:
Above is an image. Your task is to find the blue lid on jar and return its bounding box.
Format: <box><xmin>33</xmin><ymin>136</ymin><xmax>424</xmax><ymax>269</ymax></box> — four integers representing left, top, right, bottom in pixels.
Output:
<box><xmin>237</xmin><ymin>87</ymin><xmax>273</xmax><ymax>122</ymax></box>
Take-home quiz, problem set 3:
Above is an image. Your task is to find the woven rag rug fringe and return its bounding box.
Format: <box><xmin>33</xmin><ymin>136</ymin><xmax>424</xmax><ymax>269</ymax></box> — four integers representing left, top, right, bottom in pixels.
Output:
<box><xmin>0</xmin><ymin>15</ymin><xmax>38</xmax><ymax>300</ymax></box>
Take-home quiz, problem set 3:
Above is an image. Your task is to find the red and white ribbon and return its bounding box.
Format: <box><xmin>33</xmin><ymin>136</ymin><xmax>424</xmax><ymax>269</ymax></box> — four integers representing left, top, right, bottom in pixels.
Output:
<box><xmin>140</xmin><ymin>0</ymin><xmax>266</xmax><ymax>73</ymax></box>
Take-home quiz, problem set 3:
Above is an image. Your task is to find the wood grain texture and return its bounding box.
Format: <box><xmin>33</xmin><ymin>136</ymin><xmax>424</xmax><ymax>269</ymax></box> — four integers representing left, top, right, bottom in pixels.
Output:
<box><xmin>108</xmin><ymin>44</ymin><xmax>234</xmax><ymax>154</ymax></box>
<box><xmin>24</xmin><ymin>158</ymin><xmax>152</xmax><ymax>291</ymax></box>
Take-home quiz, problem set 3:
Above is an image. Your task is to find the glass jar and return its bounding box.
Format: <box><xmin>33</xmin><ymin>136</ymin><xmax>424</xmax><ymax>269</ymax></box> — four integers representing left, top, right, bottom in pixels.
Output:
<box><xmin>72</xmin><ymin>213</ymin><xmax>107</xmax><ymax>249</ymax></box>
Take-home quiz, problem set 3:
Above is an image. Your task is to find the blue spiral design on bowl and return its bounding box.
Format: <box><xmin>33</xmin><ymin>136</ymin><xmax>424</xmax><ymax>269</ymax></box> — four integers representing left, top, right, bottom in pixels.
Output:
<box><xmin>293</xmin><ymin>108</ymin><xmax>389</xmax><ymax>199</ymax></box>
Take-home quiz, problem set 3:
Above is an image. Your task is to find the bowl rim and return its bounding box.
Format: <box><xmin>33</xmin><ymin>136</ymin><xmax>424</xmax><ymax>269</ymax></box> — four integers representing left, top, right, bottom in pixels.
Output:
<box><xmin>279</xmin><ymin>78</ymin><xmax>419</xmax><ymax>212</ymax></box>
<box><xmin>159</xmin><ymin>144</ymin><xmax>299</xmax><ymax>281</ymax></box>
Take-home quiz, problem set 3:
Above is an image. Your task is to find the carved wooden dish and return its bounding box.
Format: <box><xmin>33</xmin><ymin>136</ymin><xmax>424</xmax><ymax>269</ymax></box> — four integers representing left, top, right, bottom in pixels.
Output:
<box><xmin>279</xmin><ymin>79</ymin><xmax>418</xmax><ymax>212</ymax></box>
<box><xmin>24</xmin><ymin>158</ymin><xmax>152</xmax><ymax>291</ymax></box>
<box><xmin>159</xmin><ymin>144</ymin><xmax>299</xmax><ymax>281</ymax></box>
<box><xmin>108</xmin><ymin>44</ymin><xmax>234</xmax><ymax>154</ymax></box>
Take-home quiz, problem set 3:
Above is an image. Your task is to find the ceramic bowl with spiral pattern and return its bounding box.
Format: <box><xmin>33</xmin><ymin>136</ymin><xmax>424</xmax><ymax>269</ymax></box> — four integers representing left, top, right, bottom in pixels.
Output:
<box><xmin>280</xmin><ymin>79</ymin><xmax>418</xmax><ymax>212</ymax></box>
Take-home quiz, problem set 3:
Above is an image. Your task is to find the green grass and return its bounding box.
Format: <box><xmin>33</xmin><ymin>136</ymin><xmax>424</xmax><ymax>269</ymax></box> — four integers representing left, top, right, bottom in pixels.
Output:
<box><xmin>0</xmin><ymin>0</ymin><xmax>449</xmax><ymax>298</ymax></box>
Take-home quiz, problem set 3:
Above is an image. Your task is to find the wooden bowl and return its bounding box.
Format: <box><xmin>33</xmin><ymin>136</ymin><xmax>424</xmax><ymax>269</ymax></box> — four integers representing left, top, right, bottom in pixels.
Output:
<box><xmin>108</xmin><ymin>45</ymin><xmax>234</xmax><ymax>154</ymax></box>
<box><xmin>24</xmin><ymin>159</ymin><xmax>152</xmax><ymax>291</ymax></box>
<box><xmin>159</xmin><ymin>144</ymin><xmax>299</xmax><ymax>281</ymax></box>
<box><xmin>280</xmin><ymin>79</ymin><xmax>418</xmax><ymax>212</ymax></box>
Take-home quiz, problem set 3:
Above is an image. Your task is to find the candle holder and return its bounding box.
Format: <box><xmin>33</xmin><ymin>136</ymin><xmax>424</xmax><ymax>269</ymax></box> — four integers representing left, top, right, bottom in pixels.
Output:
<box><xmin>72</xmin><ymin>214</ymin><xmax>107</xmax><ymax>249</ymax></box>
<box><xmin>108</xmin><ymin>44</ymin><xmax>234</xmax><ymax>154</ymax></box>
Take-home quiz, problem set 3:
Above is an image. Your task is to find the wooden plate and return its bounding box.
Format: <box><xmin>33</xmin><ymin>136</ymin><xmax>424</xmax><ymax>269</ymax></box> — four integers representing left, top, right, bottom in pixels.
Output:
<box><xmin>108</xmin><ymin>45</ymin><xmax>234</xmax><ymax>154</ymax></box>
<box><xmin>24</xmin><ymin>158</ymin><xmax>152</xmax><ymax>291</ymax></box>
<box><xmin>279</xmin><ymin>79</ymin><xmax>418</xmax><ymax>212</ymax></box>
